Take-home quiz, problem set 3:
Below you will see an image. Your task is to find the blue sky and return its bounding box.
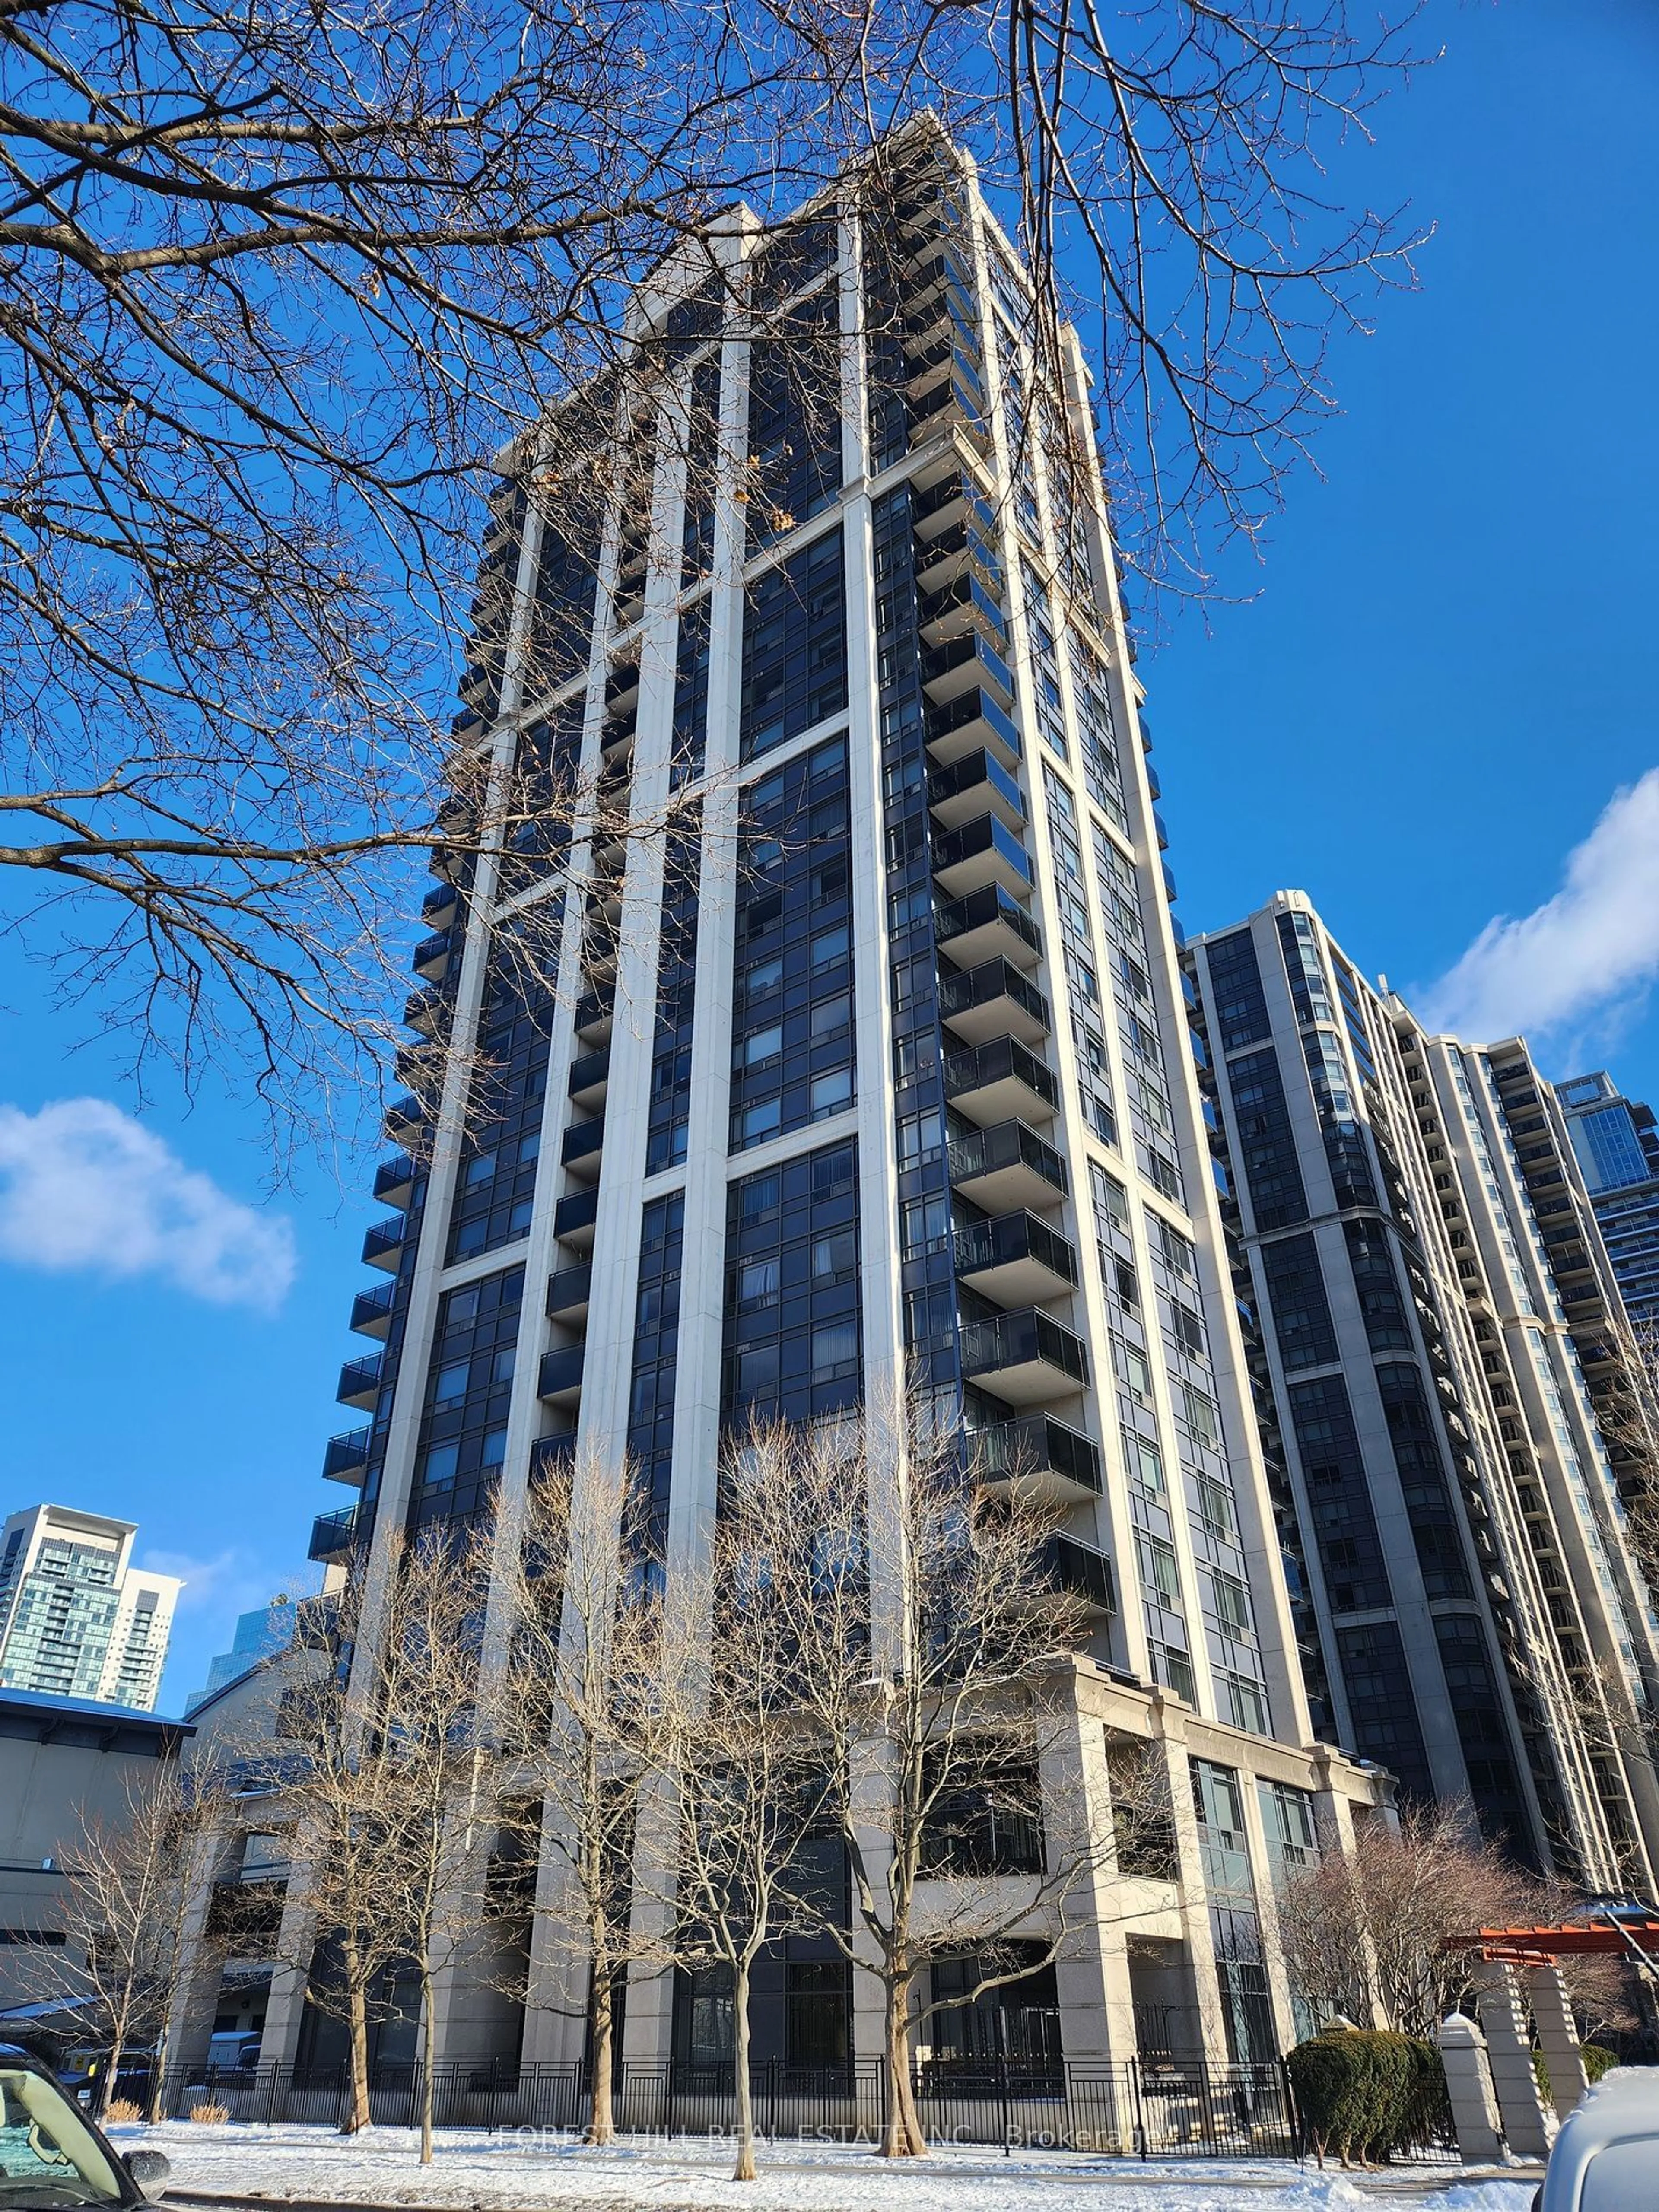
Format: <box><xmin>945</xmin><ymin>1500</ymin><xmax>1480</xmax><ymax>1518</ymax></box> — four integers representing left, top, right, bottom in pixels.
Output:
<box><xmin>2</xmin><ymin>0</ymin><xmax>1657</xmax><ymax>1713</ymax></box>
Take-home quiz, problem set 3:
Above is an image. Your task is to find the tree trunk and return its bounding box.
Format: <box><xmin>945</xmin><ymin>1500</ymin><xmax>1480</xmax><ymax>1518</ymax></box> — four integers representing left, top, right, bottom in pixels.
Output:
<box><xmin>418</xmin><ymin>1956</ymin><xmax>437</xmax><ymax>2165</ymax></box>
<box><xmin>144</xmin><ymin>2015</ymin><xmax>171</xmax><ymax>2125</ymax></box>
<box><xmin>343</xmin><ymin>1942</ymin><xmax>372</xmax><ymax>2134</ymax></box>
<box><xmin>880</xmin><ymin>1979</ymin><xmax>926</xmax><ymax>2158</ymax></box>
<box><xmin>97</xmin><ymin>2001</ymin><xmax>130</xmax><ymax>2123</ymax></box>
<box><xmin>731</xmin><ymin>1961</ymin><xmax>756</xmax><ymax>2181</ymax></box>
<box><xmin>588</xmin><ymin>1967</ymin><xmax>615</xmax><ymax>2146</ymax></box>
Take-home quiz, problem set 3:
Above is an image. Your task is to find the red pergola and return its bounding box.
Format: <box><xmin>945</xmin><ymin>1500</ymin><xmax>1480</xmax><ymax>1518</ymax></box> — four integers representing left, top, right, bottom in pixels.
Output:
<box><xmin>1448</xmin><ymin>1922</ymin><xmax>1659</xmax><ymax>1966</ymax></box>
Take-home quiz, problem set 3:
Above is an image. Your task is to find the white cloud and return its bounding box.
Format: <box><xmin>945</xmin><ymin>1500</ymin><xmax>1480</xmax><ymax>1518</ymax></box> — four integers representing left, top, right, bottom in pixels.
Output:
<box><xmin>1418</xmin><ymin>768</ymin><xmax>1659</xmax><ymax>1047</ymax></box>
<box><xmin>140</xmin><ymin>1545</ymin><xmax>299</xmax><ymax>1616</ymax></box>
<box><xmin>0</xmin><ymin>1097</ymin><xmax>295</xmax><ymax>1310</ymax></box>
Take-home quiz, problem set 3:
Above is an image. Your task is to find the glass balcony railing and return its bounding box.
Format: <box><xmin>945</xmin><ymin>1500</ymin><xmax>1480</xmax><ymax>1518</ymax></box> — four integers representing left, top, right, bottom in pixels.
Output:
<box><xmin>935</xmin><ymin>884</ymin><xmax>1041</xmax><ymax>967</ymax></box>
<box><xmin>336</xmin><ymin>1352</ymin><xmax>384</xmax><ymax>1409</ymax></box>
<box><xmin>937</xmin><ymin>955</ymin><xmax>1049</xmax><ymax>1044</ymax></box>
<box><xmin>361</xmin><ymin>1216</ymin><xmax>406</xmax><ymax>1269</ymax></box>
<box><xmin>958</xmin><ymin>1306</ymin><xmax>1089</xmax><ymax>1395</ymax></box>
<box><xmin>943</xmin><ymin>1035</ymin><xmax>1059</xmax><ymax>1122</ymax></box>
<box><xmin>953</xmin><ymin>1209</ymin><xmax>1079</xmax><ymax>1292</ymax></box>
<box><xmin>349</xmin><ymin>1281</ymin><xmax>395</xmax><ymax>1336</ymax></box>
<box><xmin>322</xmin><ymin>1427</ymin><xmax>371</xmax><ymax>1484</ymax></box>
<box><xmin>968</xmin><ymin>1412</ymin><xmax>1102</xmax><ymax>1497</ymax></box>
<box><xmin>308</xmin><ymin>1506</ymin><xmax>359</xmax><ymax>1564</ymax></box>
<box><xmin>372</xmin><ymin>1153</ymin><xmax>416</xmax><ymax>1207</ymax></box>
<box><xmin>931</xmin><ymin>814</ymin><xmax>1034</xmax><ymax>899</ymax></box>
<box><xmin>546</xmin><ymin>1262</ymin><xmax>593</xmax><ymax>1318</ymax></box>
<box><xmin>927</xmin><ymin>746</ymin><xmax>1025</xmax><ymax>833</ymax></box>
<box><xmin>926</xmin><ymin>683</ymin><xmax>1022</xmax><ymax>772</ymax></box>
<box><xmin>538</xmin><ymin>1344</ymin><xmax>586</xmax><ymax>1402</ymax></box>
<box><xmin>1042</xmin><ymin>1535</ymin><xmax>1116</xmax><ymax>1615</ymax></box>
<box><xmin>948</xmin><ymin>1118</ymin><xmax>1067</xmax><ymax>1200</ymax></box>
<box><xmin>554</xmin><ymin>1187</ymin><xmax>600</xmax><ymax>1244</ymax></box>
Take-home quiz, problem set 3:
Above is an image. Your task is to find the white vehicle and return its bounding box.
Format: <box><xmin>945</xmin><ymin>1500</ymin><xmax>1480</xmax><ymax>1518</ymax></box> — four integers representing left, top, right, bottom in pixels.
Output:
<box><xmin>1533</xmin><ymin>2068</ymin><xmax>1659</xmax><ymax>2211</ymax></box>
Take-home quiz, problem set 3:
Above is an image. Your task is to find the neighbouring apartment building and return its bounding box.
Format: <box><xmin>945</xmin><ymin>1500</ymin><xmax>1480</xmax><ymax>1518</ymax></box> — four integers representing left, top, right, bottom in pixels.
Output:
<box><xmin>1187</xmin><ymin>893</ymin><xmax>1659</xmax><ymax>1889</ymax></box>
<box><xmin>0</xmin><ymin>1505</ymin><xmax>181</xmax><ymax>1713</ymax></box>
<box><xmin>1555</xmin><ymin>1071</ymin><xmax>1659</xmax><ymax>1332</ymax></box>
<box><xmin>193</xmin><ymin>126</ymin><xmax>1397</xmax><ymax>2087</ymax></box>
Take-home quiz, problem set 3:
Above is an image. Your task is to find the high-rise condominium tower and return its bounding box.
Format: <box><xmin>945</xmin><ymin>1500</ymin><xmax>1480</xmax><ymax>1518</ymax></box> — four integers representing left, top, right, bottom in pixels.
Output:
<box><xmin>1187</xmin><ymin>894</ymin><xmax>1659</xmax><ymax>1889</ymax></box>
<box><xmin>295</xmin><ymin>126</ymin><xmax>1385</xmax><ymax>2084</ymax></box>
<box><xmin>0</xmin><ymin>1505</ymin><xmax>181</xmax><ymax>1711</ymax></box>
<box><xmin>1554</xmin><ymin>1071</ymin><xmax>1659</xmax><ymax>1331</ymax></box>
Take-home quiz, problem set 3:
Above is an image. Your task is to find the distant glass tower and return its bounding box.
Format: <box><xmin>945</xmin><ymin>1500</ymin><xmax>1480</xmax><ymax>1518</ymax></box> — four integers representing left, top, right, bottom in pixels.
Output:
<box><xmin>1188</xmin><ymin>894</ymin><xmax>1659</xmax><ymax>1889</ymax></box>
<box><xmin>268</xmin><ymin>124</ymin><xmax>1391</xmax><ymax>2087</ymax></box>
<box><xmin>1555</xmin><ymin>1071</ymin><xmax>1659</xmax><ymax>1329</ymax></box>
<box><xmin>0</xmin><ymin>1505</ymin><xmax>181</xmax><ymax>1711</ymax></box>
<box><xmin>184</xmin><ymin>1597</ymin><xmax>298</xmax><ymax>1715</ymax></box>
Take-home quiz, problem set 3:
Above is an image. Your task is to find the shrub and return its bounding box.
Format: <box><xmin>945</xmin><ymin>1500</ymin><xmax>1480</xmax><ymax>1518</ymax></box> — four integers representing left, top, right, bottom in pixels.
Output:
<box><xmin>188</xmin><ymin>2101</ymin><xmax>229</xmax><ymax>2125</ymax></box>
<box><xmin>1582</xmin><ymin>2043</ymin><xmax>1617</xmax><ymax>2085</ymax></box>
<box><xmin>1287</xmin><ymin>2029</ymin><xmax>1447</xmax><ymax>2168</ymax></box>
<box><xmin>103</xmin><ymin>2099</ymin><xmax>143</xmax><ymax>2123</ymax></box>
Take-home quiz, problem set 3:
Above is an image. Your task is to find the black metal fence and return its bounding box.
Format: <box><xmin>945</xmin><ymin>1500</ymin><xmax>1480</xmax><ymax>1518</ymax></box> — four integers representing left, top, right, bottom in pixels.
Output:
<box><xmin>147</xmin><ymin>2055</ymin><xmax>1307</xmax><ymax>2158</ymax></box>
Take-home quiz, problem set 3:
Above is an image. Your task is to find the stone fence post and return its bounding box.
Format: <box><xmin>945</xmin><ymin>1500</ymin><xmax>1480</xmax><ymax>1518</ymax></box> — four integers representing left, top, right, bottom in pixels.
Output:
<box><xmin>1528</xmin><ymin>1961</ymin><xmax>1589</xmax><ymax>2121</ymax></box>
<box><xmin>1475</xmin><ymin>1961</ymin><xmax>1553</xmax><ymax>2160</ymax></box>
<box><xmin>1436</xmin><ymin>2011</ymin><xmax>1503</xmax><ymax>2164</ymax></box>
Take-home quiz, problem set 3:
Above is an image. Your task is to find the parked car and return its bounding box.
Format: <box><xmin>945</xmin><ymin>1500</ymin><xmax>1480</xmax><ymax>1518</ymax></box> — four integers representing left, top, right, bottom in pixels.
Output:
<box><xmin>1532</xmin><ymin>2066</ymin><xmax>1659</xmax><ymax>2212</ymax></box>
<box><xmin>203</xmin><ymin>2033</ymin><xmax>262</xmax><ymax>2076</ymax></box>
<box><xmin>57</xmin><ymin>2053</ymin><xmax>156</xmax><ymax>2114</ymax></box>
<box><xmin>0</xmin><ymin>2042</ymin><xmax>170</xmax><ymax>2206</ymax></box>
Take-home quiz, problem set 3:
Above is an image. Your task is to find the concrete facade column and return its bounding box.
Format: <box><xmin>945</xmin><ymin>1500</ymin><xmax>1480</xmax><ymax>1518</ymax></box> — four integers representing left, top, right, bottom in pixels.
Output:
<box><xmin>1436</xmin><ymin>2011</ymin><xmax>1503</xmax><ymax>2163</ymax></box>
<box><xmin>1474</xmin><ymin>1961</ymin><xmax>1553</xmax><ymax>2159</ymax></box>
<box><xmin>1527</xmin><ymin>1961</ymin><xmax>1589</xmax><ymax>2121</ymax></box>
<box><xmin>1150</xmin><ymin>1703</ymin><xmax>1228</xmax><ymax>2062</ymax></box>
<box><xmin>1040</xmin><ymin>1695</ymin><xmax>1138</xmax><ymax>2066</ymax></box>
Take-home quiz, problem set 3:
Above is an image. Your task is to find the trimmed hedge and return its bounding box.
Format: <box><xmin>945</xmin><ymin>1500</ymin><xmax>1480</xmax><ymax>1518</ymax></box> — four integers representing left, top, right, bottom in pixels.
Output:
<box><xmin>1582</xmin><ymin>2043</ymin><xmax>1617</xmax><ymax>2085</ymax></box>
<box><xmin>1287</xmin><ymin>2029</ymin><xmax>1449</xmax><ymax>2167</ymax></box>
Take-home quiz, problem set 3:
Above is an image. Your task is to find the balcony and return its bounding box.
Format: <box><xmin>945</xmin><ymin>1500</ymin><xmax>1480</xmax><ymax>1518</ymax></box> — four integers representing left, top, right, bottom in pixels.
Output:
<box><xmin>961</xmin><ymin>1306</ymin><xmax>1087</xmax><ymax>1405</ymax></box>
<box><xmin>205</xmin><ymin>1879</ymin><xmax>286</xmax><ymax>1956</ymax></box>
<box><xmin>928</xmin><ymin>747</ymin><xmax>1024</xmax><ymax>835</ymax></box>
<box><xmin>954</xmin><ymin>1210</ymin><xmax>1079</xmax><ymax>1305</ymax></box>
<box><xmin>575</xmin><ymin>987</ymin><xmax>614</xmax><ymax>1043</ymax></box>
<box><xmin>936</xmin><ymin>884</ymin><xmax>1040</xmax><ymax>972</ymax></box>
<box><xmin>931</xmin><ymin>814</ymin><xmax>1033</xmax><ymax>900</ymax></box>
<box><xmin>349</xmin><ymin>1281</ymin><xmax>395</xmax><ymax>1339</ymax></box>
<box><xmin>943</xmin><ymin>1036</ymin><xmax>1059</xmax><ymax>1128</ymax></box>
<box><xmin>412</xmin><ymin>928</ymin><xmax>453</xmax><ymax>980</ymax></box>
<box><xmin>927</xmin><ymin>684</ymin><xmax>1022</xmax><ymax>774</ymax></box>
<box><xmin>538</xmin><ymin>1343</ymin><xmax>586</xmax><ymax>1405</ymax></box>
<box><xmin>970</xmin><ymin>1412</ymin><xmax>1102</xmax><ymax>1503</ymax></box>
<box><xmin>337</xmin><ymin>1352</ymin><xmax>384</xmax><ymax>1411</ymax></box>
<box><xmin>383</xmin><ymin>1092</ymin><xmax>423</xmax><ymax>1145</ymax></box>
<box><xmin>546</xmin><ymin>1262</ymin><xmax>593</xmax><ymax>1322</ymax></box>
<box><xmin>362</xmin><ymin>1216</ymin><xmax>406</xmax><ymax>1270</ymax></box>
<box><xmin>560</xmin><ymin>1116</ymin><xmax>605</xmax><ymax>1181</ymax></box>
<box><xmin>568</xmin><ymin>1045</ymin><xmax>611</xmax><ymax>1110</ymax></box>
<box><xmin>554</xmin><ymin>1185</ymin><xmax>600</xmax><ymax>1251</ymax></box>
<box><xmin>308</xmin><ymin>1506</ymin><xmax>359</xmax><ymax>1565</ymax></box>
<box><xmin>1041</xmin><ymin>1535</ymin><xmax>1117</xmax><ymax>1616</ymax></box>
<box><xmin>372</xmin><ymin>1153</ymin><xmax>416</xmax><ymax>1208</ymax></box>
<box><xmin>322</xmin><ymin>1426</ymin><xmax>371</xmax><ymax>1486</ymax></box>
<box><xmin>403</xmin><ymin>984</ymin><xmax>446</xmax><ymax>1038</ymax></box>
<box><xmin>948</xmin><ymin>1118</ymin><xmax>1067</xmax><ymax>1212</ymax></box>
<box><xmin>421</xmin><ymin>881</ymin><xmax>458</xmax><ymax>927</ymax></box>
<box><xmin>922</xmin><ymin>627</ymin><xmax>1015</xmax><ymax>713</ymax></box>
<box><xmin>605</xmin><ymin>659</ymin><xmax>641</xmax><ymax>714</ymax></box>
<box><xmin>919</xmin><ymin>571</ymin><xmax>1009</xmax><ymax>656</ymax></box>
<box><xmin>913</xmin><ymin>515</ymin><xmax>1002</xmax><ymax>604</ymax></box>
<box><xmin>530</xmin><ymin>1432</ymin><xmax>577</xmax><ymax>1485</ymax></box>
<box><xmin>937</xmin><ymin>956</ymin><xmax>1049</xmax><ymax>1049</ymax></box>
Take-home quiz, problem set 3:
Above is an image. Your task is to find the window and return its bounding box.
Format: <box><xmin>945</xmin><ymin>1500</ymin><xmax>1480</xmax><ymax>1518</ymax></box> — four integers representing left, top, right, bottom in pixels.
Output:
<box><xmin>811</xmin><ymin>1067</ymin><xmax>854</xmax><ymax>1119</ymax></box>
<box><xmin>737</xmin><ymin>1024</ymin><xmax>783</xmax><ymax>1068</ymax></box>
<box><xmin>739</xmin><ymin>1260</ymin><xmax>780</xmax><ymax>1310</ymax></box>
<box><xmin>434</xmin><ymin>1362</ymin><xmax>470</xmax><ymax>1407</ymax></box>
<box><xmin>812</xmin><ymin>1322</ymin><xmax>859</xmax><ymax>1380</ymax></box>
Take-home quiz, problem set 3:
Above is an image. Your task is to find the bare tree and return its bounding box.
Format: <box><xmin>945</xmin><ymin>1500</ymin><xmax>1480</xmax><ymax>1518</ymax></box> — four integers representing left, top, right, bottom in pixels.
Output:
<box><xmin>2</xmin><ymin>3</ymin><xmax>1428</xmax><ymax>1127</ymax></box>
<box><xmin>658</xmin><ymin>1437</ymin><xmax>843</xmax><ymax>2182</ymax></box>
<box><xmin>274</xmin><ymin>1516</ymin><xmax>501</xmax><ymax>2152</ymax></box>
<box><xmin>35</xmin><ymin>1762</ymin><xmax>218</xmax><ymax>2119</ymax></box>
<box><xmin>721</xmin><ymin>1395</ymin><xmax>1106</xmax><ymax>2159</ymax></box>
<box><xmin>496</xmin><ymin>1447</ymin><xmax>676</xmax><ymax>2146</ymax></box>
<box><xmin>1275</xmin><ymin>1801</ymin><xmax>1533</xmax><ymax>2039</ymax></box>
<box><xmin>368</xmin><ymin>1518</ymin><xmax>503</xmax><ymax>2164</ymax></box>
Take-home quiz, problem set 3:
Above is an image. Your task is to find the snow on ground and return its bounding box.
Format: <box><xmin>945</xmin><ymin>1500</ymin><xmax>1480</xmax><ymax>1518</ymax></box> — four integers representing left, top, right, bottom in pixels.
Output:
<box><xmin>106</xmin><ymin>2121</ymin><xmax>1541</xmax><ymax>2212</ymax></box>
